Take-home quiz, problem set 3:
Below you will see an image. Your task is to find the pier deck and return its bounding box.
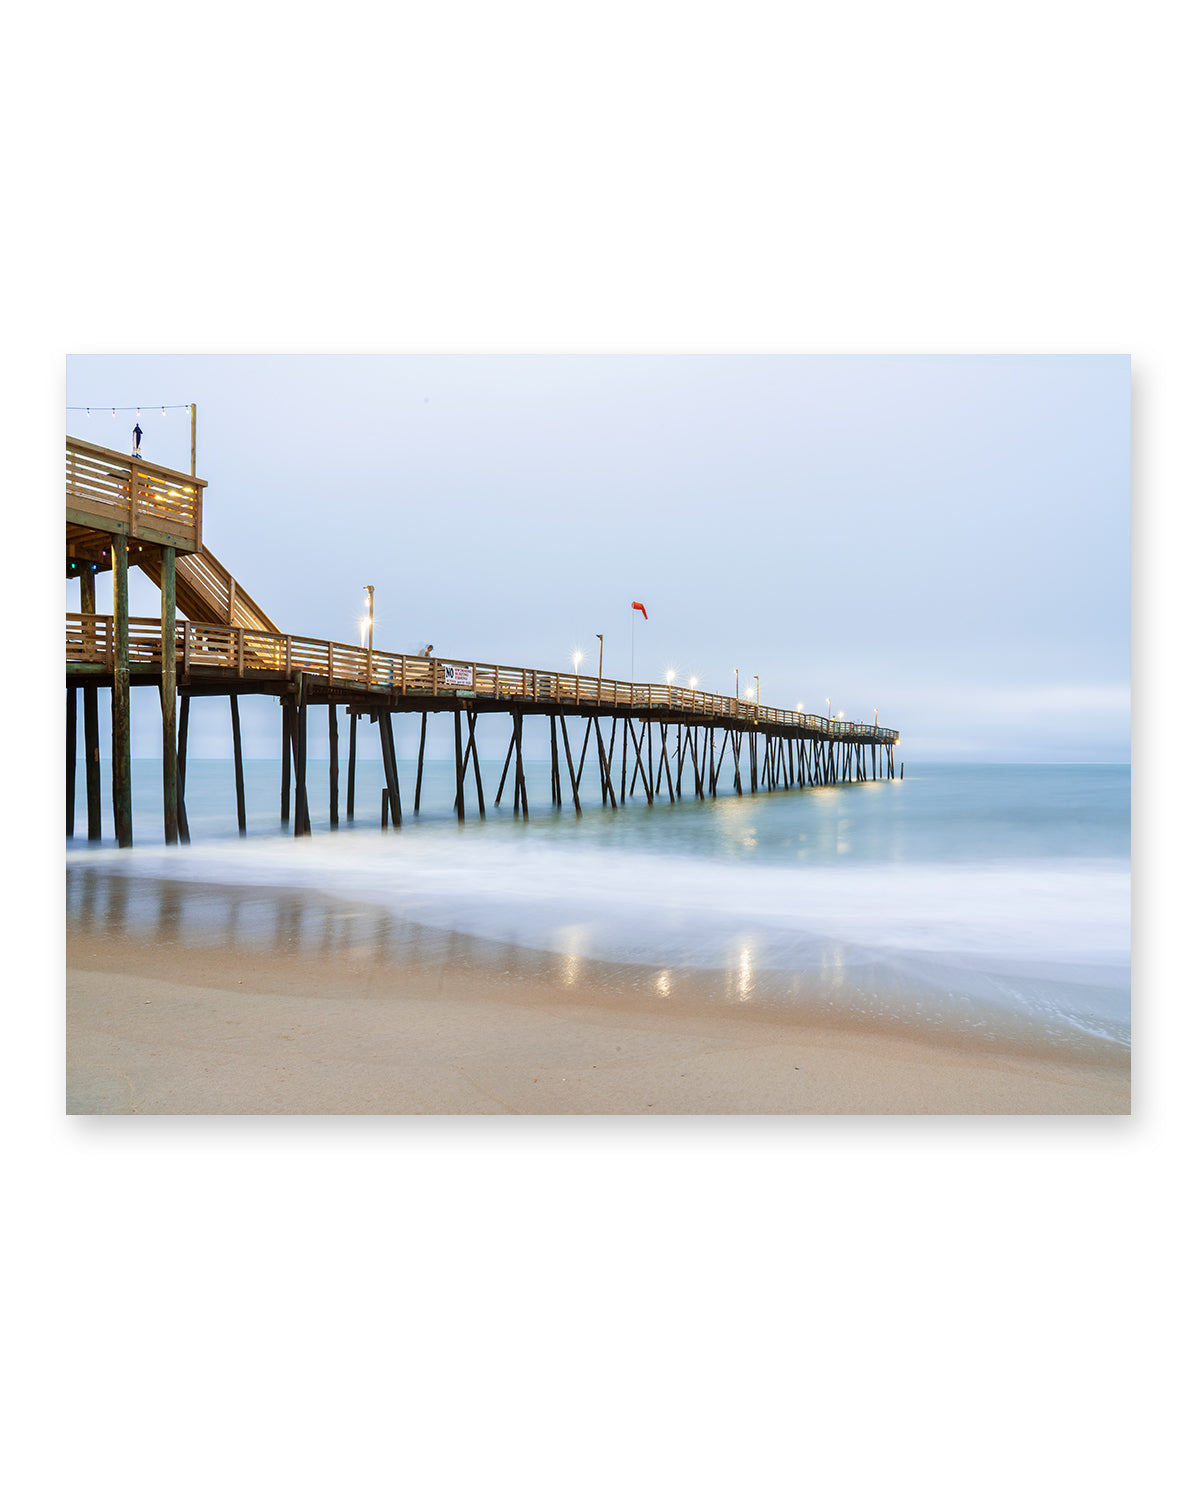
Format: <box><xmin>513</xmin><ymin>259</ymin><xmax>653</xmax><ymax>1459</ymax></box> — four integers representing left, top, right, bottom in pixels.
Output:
<box><xmin>65</xmin><ymin>438</ymin><xmax>900</xmax><ymax>844</ymax></box>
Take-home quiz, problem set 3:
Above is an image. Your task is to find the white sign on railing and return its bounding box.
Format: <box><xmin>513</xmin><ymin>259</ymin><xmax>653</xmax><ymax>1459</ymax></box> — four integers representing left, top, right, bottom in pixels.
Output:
<box><xmin>442</xmin><ymin>664</ymin><xmax>473</xmax><ymax>688</ymax></box>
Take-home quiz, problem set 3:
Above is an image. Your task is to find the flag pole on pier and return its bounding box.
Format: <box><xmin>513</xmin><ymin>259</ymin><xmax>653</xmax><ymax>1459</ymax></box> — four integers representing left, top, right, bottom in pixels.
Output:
<box><xmin>631</xmin><ymin>601</ymin><xmax>647</xmax><ymax>680</ymax></box>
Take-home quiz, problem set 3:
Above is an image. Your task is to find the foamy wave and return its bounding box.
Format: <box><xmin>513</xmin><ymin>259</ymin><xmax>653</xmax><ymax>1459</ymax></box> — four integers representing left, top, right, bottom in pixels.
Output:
<box><xmin>83</xmin><ymin>835</ymin><xmax>1128</xmax><ymax>973</ymax></box>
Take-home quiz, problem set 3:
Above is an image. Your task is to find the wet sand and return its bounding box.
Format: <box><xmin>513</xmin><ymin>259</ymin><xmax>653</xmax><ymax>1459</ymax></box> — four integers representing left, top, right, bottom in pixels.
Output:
<box><xmin>65</xmin><ymin>876</ymin><xmax>1130</xmax><ymax>1114</ymax></box>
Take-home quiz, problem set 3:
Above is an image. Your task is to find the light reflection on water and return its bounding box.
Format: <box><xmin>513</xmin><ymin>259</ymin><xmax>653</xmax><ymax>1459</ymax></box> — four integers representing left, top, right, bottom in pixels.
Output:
<box><xmin>65</xmin><ymin>865</ymin><xmax>1129</xmax><ymax>1060</ymax></box>
<box><xmin>66</xmin><ymin>763</ymin><xmax>1131</xmax><ymax>1055</ymax></box>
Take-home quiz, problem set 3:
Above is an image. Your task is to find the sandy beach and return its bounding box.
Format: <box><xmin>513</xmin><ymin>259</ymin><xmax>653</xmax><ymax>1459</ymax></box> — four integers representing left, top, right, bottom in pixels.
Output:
<box><xmin>65</xmin><ymin>877</ymin><xmax>1130</xmax><ymax>1115</ymax></box>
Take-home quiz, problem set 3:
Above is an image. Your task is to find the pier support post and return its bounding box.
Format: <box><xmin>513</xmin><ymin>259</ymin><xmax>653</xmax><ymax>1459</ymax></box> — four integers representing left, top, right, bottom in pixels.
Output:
<box><xmin>111</xmin><ymin>533</ymin><xmax>132</xmax><ymax>847</ymax></box>
<box><xmin>549</xmin><ymin>715</ymin><xmax>561</xmax><ymax>807</ymax></box>
<box><xmin>292</xmin><ymin>675</ymin><xmax>311</xmax><ymax>836</ymax></box>
<box><xmin>231</xmin><ymin>695</ymin><xmax>247</xmax><ymax>835</ymax></box>
<box><xmin>80</xmin><ymin>570</ymin><xmax>102</xmax><ymax>840</ymax></box>
<box><xmin>658</xmin><ymin>722</ymin><xmax>675</xmax><ymax>804</ymax></box>
<box><xmin>559</xmin><ymin>716</ymin><xmax>582</xmax><ymax>815</ymax></box>
<box><xmin>159</xmin><ymin>545</ymin><xmax>178</xmax><ymax>845</ymax></box>
<box><xmin>496</xmin><ymin>721</ymin><xmax>518</xmax><ymax>807</ymax></box>
<box><xmin>347</xmin><ymin>709</ymin><xmax>357</xmax><ymax>820</ymax></box>
<box><xmin>513</xmin><ymin>711</ymin><xmax>529</xmax><ymax>819</ymax></box>
<box><xmin>414</xmin><ymin>713</ymin><xmax>428</xmax><ymax>813</ymax></box>
<box><xmin>595</xmin><ymin>715</ymin><xmax>618</xmax><ymax>807</ymax></box>
<box><xmin>454</xmin><ymin>710</ymin><xmax>466</xmax><ymax>821</ymax></box>
<box><xmin>466</xmin><ymin>711</ymin><xmax>486</xmax><ymax>818</ymax></box>
<box><xmin>328</xmin><ymin>704</ymin><xmax>339</xmax><ymax>827</ymax></box>
<box><xmin>177</xmin><ymin>695</ymin><xmax>191</xmax><ymax>843</ymax></box>
<box><xmin>67</xmin><ymin>687</ymin><xmax>77</xmax><ymax>836</ymax></box>
<box><xmin>280</xmin><ymin>703</ymin><xmax>292</xmax><ymax>822</ymax></box>
<box><xmin>629</xmin><ymin>721</ymin><xmax>653</xmax><ymax>805</ymax></box>
<box><xmin>378</xmin><ymin>710</ymin><xmax>402</xmax><ymax>828</ymax></box>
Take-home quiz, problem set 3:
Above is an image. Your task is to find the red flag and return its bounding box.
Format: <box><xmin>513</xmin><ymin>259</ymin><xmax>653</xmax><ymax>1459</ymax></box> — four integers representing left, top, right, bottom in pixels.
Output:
<box><xmin>632</xmin><ymin>601</ymin><xmax>648</xmax><ymax>619</ymax></box>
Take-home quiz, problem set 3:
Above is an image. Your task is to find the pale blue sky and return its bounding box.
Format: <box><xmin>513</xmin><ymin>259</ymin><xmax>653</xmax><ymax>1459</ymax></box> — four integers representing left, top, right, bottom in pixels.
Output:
<box><xmin>66</xmin><ymin>353</ymin><xmax>1129</xmax><ymax>762</ymax></box>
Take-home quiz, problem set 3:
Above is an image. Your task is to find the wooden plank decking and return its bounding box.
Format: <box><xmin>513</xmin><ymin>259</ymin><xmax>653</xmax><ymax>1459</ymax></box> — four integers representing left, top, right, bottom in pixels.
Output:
<box><xmin>65</xmin><ymin>612</ymin><xmax>899</xmax><ymax>742</ymax></box>
<box><xmin>66</xmin><ymin>436</ymin><xmax>205</xmax><ymax>553</ymax></box>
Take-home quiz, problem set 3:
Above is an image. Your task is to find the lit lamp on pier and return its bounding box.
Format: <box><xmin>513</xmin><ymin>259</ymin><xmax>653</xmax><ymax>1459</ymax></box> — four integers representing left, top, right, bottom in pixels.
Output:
<box><xmin>573</xmin><ymin>650</ymin><xmax>582</xmax><ymax>681</ymax></box>
<box><xmin>689</xmin><ymin>675</ymin><xmax>698</xmax><ymax>707</ymax></box>
<box><xmin>362</xmin><ymin>586</ymin><xmax>375</xmax><ymax>652</ymax></box>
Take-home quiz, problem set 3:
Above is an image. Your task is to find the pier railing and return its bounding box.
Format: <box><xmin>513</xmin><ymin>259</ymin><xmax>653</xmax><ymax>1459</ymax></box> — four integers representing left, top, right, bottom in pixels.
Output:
<box><xmin>66</xmin><ymin>613</ymin><xmax>899</xmax><ymax>742</ymax></box>
<box><xmin>66</xmin><ymin>437</ymin><xmax>205</xmax><ymax>552</ymax></box>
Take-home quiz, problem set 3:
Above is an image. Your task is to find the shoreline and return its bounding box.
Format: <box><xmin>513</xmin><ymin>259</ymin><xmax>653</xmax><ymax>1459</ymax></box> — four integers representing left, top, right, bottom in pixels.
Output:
<box><xmin>66</xmin><ymin>874</ymin><xmax>1130</xmax><ymax>1115</ymax></box>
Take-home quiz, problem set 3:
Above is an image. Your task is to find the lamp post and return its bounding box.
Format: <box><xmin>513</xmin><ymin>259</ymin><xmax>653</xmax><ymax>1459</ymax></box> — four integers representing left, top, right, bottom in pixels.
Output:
<box><xmin>364</xmin><ymin>586</ymin><xmax>375</xmax><ymax>652</ymax></box>
<box><xmin>755</xmin><ymin>675</ymin><xmax>760</xmax><ymax>709</ymax></box>
<box><xmin>665</xmin><ymin>668</ymin><xmax>675</xmax><ymax>705</ymax></box>
<box><xmin>596</xmin><ymin>633</ymin><xmax>604</xmax><ymax>680</ymax></box>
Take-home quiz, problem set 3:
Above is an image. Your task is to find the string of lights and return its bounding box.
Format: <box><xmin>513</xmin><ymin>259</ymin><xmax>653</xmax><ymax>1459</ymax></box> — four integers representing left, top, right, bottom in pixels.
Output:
<box><xmin>66</xmin><ymin>404</ymin><xmax>192</xmax><ymax>416</ymax></box>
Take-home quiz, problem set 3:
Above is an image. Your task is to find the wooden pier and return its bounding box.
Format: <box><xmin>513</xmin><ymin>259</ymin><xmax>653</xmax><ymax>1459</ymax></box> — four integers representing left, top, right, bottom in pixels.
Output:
<box><xmin>65</xmin><ymin>437</ymin><xmax>900</xmax><ymax>845</ymax></box>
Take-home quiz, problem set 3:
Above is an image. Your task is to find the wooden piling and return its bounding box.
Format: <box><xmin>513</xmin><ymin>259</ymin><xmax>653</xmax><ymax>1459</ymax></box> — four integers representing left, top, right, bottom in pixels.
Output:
<box><xmin>176</xmin><ymin>695</ymin><xmax>191</xmax><ymax>843</ymax></box>
<box><xmin>559</xmin><ymin>716</ymin><xmax>582</xmax><ymax>814</ymax></box>
<box><xmin>67</xmin><ymin>687</ymin><xmax>77</xmax><ymax>836</ymax></box>
<box><xmin>160</xmin><ymin>544</ymin><xmax>178</xmax><ymax>845</ymax></box>
<box><xmin>231</xmin><ymin>695</ymin><xmax>247</xmax><ymax>835</ymax></box>
<box><xmin>82</xmin><ymin>684</ymin><xmax>101</xmax><ymax>840</ymax></box>
<box><xmin>630</xmin><ymin>720</ymin><xmax>653</xmax><ymax>804</ymax></box>
<box><xmin>514</xmin><ymin>712</ymin><xmax>529</xmax><ymax>818</ymax></box>
<box><xmin>549</xmin><ymin>715</ymin><xmax>561</xmax><ymax>807</ymax></box>
<box><xmin>379</xmin><ymin>711</ymin><xmax>402</xmax><ymax>827</ymax></box>
<box><xmin>414</xmin><ymin>712</ymin><xmax>428</xmax><ymax>813</ymax></box>
<box><xmin>594</xmin><ymin>716</ymin><xmax>617</xmax><ymax>807</ymax></box>
<box><xmin>466</xmin><ymin>711</ymin><xmax>487</xmax><ymax>818</ymax></box>
<box><xmin>292</xmin><ymin>676</ymin><xmax>311</xmax><ymax>836</ymax></box>
<box><xmin>454</xmin><ymin>710</ymin><xmax>466</xmax><ymax>822</ymax></box>
<box><xmin>280</xmin><ymin>703</ymin><xmax>292</xmax><ymax>822</ymax></box>
<box><xmin>328</xmin><ymin>703</ymin><xmax>338</xmax><ymax>827</ymax></box>
<box><xmin>111</xmin><ymin>532</ymin><xmax>132</xmax><ymax>847</ymax></box>
<box><xmin>496</xmin><ymin>721</ymin><xmax>518</xmax><ymax>807</ymax></box>
<box><xmin>714</xmin><ymin>731</ymin><xmax>729</xmax><ymax>795</ymax></box>
<box><xmin>658</xmin><ymin>722</ymin><xmax>675</xmax><ymax>804</ymax></box>
<box><xmin>347</xmin><ymin>710</ymin><xmax>357</xmax><ymax>820</ymax></box>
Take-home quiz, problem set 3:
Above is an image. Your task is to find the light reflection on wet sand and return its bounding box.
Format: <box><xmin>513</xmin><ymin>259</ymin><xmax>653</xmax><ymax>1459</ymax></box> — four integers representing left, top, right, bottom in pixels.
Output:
<box><xmin>65</xmin><ymin>866</ymin><xmax>1130</xmax><ymax>1067</ymax></box>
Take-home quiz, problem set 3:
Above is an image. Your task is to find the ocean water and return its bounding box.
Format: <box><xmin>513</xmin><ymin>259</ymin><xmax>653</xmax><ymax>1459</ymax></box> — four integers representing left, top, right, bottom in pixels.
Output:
<box><xmin>66</xmin><ymin>758</ymin><xmax>1131</xmax><ymax>1052</ymax></box>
